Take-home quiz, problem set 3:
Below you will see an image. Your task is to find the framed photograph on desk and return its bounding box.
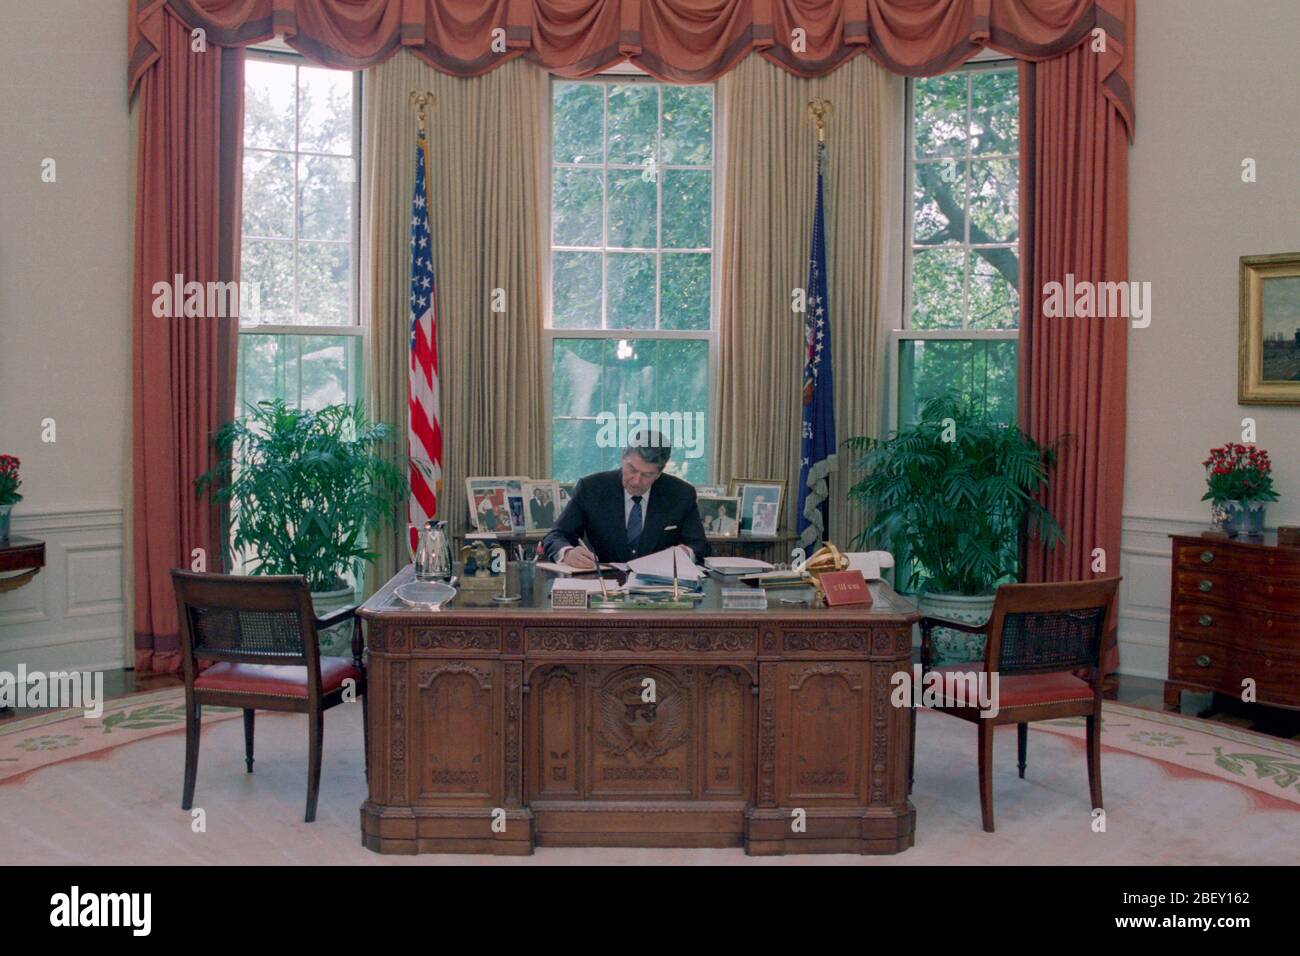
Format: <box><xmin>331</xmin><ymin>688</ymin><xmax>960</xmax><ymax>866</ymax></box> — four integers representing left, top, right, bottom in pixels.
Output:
<box><xmin>729</xmin><ymin>478</ymin><xmax>785</xmax><ymax>535</ymax></box>
<box><xmin>522</xmin><ymin>479</ymin><xmax>560</xmax><ymax>532</ymax></box>
<box><xmin>699</xmin><ymin>494</ymin><xmax>740</xmax><ymax>537</ymax></box>
<box><xmin>466</xmin><ymin>476</ymin><xmax>526</xmax><ymax>534</ymax></box>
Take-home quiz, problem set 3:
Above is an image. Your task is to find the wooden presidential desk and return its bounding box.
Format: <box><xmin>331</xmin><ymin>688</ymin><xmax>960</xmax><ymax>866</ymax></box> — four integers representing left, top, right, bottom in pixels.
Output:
<box><xmin>357</xmin><ymin>564</ymin><xmax>919</xmax><ymax>855</ymax></box>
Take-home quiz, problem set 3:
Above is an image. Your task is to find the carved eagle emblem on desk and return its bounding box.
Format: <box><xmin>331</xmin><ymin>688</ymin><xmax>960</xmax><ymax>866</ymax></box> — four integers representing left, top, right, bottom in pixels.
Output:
<box><xmin>597</xmin><ymin>685</ymin><xmax>690</xmax><ymax>761</ymax></box>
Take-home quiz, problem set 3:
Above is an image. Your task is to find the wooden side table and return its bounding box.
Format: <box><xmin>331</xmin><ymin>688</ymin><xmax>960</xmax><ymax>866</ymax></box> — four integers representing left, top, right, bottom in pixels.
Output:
<box><xmin>0</xmin><ymin>535</ymin><xmax>45</xmax><ymax>594</ymax></box>
<box><xmin>0</xmin><ymin>536</ymin><xmax>46</xmax><ymax>715</ymax></box>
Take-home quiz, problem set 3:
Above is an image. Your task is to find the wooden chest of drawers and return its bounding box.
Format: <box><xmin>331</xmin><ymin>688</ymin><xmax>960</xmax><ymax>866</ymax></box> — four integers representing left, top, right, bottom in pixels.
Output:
<box><xmin>1166</xmin><ymin>533</ymin><xmax>1300</xmax><ymax>711</ymax></box>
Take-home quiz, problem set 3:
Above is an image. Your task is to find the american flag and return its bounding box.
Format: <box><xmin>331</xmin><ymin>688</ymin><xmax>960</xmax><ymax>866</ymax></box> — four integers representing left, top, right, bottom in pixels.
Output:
<box><xmin>796</xmin><ymin>141</ymin><xmax>836</xmax><ymax>550</ymax></box>
<box><xmin>408</xmin><ymin>133</ymin><xmax>442</xmax><ymax>546</ymax></box>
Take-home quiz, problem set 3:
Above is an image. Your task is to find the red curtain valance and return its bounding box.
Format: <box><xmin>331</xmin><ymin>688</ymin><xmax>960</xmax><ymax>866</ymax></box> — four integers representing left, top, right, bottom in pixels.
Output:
<box><xmin>130</xmin><ymin>0</ymin><xmax>1133</xmax><ymax>134</ymax></box>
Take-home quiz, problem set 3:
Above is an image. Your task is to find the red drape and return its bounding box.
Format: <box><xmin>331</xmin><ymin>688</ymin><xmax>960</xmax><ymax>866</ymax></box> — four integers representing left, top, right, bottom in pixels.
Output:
<box><xmin>1017</xmin><ymin>31</ymin><xmax>1131</xmax><ymax>675</ymax></box>
<box><xmin>128</xmin><ymin>1</ymin><xmax>1133</xmax><ymax>128</ymax></box>
<box><xmin>132</xmin><ymin>10</ymin><xmax>244</xmax><ymax>673</ymax></box>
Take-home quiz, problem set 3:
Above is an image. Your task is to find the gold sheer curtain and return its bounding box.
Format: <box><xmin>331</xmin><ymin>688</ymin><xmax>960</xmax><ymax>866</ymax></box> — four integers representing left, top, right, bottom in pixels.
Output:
<box><xmin>714</xmin><ymin>55</ymin><xmax>896</xmax><ymax>549</ymax></box>
<box><xmin>362</xmin><ymin>56</ymin><xmax>547</xmax><ymax>592</ymax></box>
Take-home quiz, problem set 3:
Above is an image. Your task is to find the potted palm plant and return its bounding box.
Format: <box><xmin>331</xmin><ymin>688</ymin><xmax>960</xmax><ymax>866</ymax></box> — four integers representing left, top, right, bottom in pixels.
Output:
<box><xmin>846</xmin><ymin>395</ymin><xmax>1065</xmax><ymax>665</ymax></box>
<box><xmin>198</xmin><ymin>400</ymin><xmax>407</xmax><ymax>656</ymax></box>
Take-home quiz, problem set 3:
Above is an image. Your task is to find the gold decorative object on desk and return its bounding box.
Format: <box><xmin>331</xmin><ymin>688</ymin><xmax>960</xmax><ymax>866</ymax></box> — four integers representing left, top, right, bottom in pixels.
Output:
<box><xmin>803</xmin><ymin>541</ymin><xmax>851</xmax><ymax>600</ymax></box>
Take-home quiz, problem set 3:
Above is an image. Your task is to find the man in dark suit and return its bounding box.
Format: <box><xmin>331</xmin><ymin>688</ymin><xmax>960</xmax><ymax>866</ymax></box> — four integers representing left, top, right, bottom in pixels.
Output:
<box><xmin>542</xmin><ymin>431</ymin><xmax>710</xmax><ymax>569</ymax></box>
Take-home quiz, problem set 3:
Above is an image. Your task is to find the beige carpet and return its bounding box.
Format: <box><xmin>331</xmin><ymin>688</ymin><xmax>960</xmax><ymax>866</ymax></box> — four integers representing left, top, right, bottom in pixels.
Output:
<box><xmin>0</xmin><ymin>693</ymin><xmax>1296</xmax><ymax>864</ymax></box>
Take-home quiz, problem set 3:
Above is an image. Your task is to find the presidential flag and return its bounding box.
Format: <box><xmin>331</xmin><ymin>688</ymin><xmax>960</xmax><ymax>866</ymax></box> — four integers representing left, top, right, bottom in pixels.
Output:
<box><xmin>796</xmin><ymin>141</ymin><xmax>836</xmax><ymax>550</ymax></box>
<box><xmin>408</xmin><ymin>132</ymin><xmax>442</xmax><ymax>546</ymax></box>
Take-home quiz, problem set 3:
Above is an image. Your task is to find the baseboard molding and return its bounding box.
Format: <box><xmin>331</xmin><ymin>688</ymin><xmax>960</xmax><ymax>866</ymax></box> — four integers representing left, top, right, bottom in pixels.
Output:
<box><xmin>0</xmin><ymin>508</ymin><xmax>125</xmax><ymax>674</ymax></box>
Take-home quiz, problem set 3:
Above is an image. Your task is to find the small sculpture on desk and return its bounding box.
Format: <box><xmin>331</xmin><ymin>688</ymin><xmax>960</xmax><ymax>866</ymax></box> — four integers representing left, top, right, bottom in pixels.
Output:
<box><xmin>459</xmin><ymin>542</ymin><xmax>521</xmax><ymax>599</ymax></box>
<box><xmin>461</xmin><ymin>541</ymin><xmax>490</xmax><ymax>578</ymax></box>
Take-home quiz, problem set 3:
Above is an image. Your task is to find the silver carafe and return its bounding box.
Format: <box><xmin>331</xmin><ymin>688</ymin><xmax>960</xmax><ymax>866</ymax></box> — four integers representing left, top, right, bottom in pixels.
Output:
<box><xmin>414</xmin><ymin>520</ymin><xmax>452</xmax><ymax>581</ymax></box>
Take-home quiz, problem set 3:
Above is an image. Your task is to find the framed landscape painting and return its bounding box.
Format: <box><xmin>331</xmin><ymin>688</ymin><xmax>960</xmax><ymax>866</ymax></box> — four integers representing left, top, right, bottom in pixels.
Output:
<box><xmin>1239</xmin><ymin>252</ymin><xmax>1300</xmax><ymax>404</ymax></box>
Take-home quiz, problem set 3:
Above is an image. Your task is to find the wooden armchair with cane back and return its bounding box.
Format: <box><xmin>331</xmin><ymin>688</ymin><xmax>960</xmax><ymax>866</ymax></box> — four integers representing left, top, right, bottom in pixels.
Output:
<box><xmin>171</xmin><ymin>570</ymin><xmax>368</xmax><ymax>823</ymax></box>
<box><xmin>909</xmin><ymin>577</ymin><xmax>1121</xmax><ymax>832</ymax></box>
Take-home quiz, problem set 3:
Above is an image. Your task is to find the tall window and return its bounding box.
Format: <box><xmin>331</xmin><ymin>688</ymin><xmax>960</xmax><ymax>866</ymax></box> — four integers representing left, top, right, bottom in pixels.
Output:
<box><xmin>547</xmin><ymin>77</ymin><xmax>716</xmax><ymax>483</ymax></box>
<box><xmin>897</xmin><ymin>63</ymin><xmax>1019</xmax><ymax>426</ymax></box>
<box><xmin>238</xmin><ymin>54</ymin><xmax>361</xmax><ymax>411</ymax></box>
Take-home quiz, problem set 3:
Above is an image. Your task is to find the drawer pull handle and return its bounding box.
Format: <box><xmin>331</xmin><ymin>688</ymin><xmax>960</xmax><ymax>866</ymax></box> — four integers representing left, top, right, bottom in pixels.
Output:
<box><xmin>1198</xmin><ymin>614</ymin><xmax>1213</xmax><ymax>627</ymax></box>
<box><xmin>1200</xmin><ymin>551</ymin><xmax>1214</xmax><ymax>564</ymax></box>
<box><xmin>1196</xmin><ymin>654</ymin><xmax>1212</xmax><ymax>668</ymax></box>
<box><xmin>1198</xmin><ymin>579</ymin><xmax>1213</xmax><ymax>592</ymax></box>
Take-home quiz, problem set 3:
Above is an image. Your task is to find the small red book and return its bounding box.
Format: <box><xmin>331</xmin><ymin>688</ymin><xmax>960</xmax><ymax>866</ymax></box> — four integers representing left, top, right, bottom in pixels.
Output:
<box><xmin>819</xmin><ymin>570</ymin><xmax>873</xmax><ymax>607</ymax></box>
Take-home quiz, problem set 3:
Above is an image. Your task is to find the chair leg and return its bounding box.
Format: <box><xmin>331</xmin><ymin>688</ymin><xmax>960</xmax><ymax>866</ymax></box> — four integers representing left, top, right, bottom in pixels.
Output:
<box><xmin>1086</xmin><ymin>711</ymin><xmax>1103</xmax><ymax>811</ymax></box>
<box><xmin>182</xmin><ymin>696</ymin><xmax>201</xmax><ymax>811</ymax></box>
<box><xmin>907</xmin><ymin>704</ymin><xmax>916</xmax><ymax>795</ymax></box>
<box><xmin>978</xmin><ymin>721</ymin><xmax>995</xmax><ymax>832</ymax></box>
<box><xmin>1017</xmin><ymin>722</ymin><xmax>1028</xmax><ymax>779</ymax></box>
<box><xmin>243</xmin><ymin>709</ymin><xmax>255</xmax><ymax>773</ymax></box>
<box><xmin>306</xmin><ymin>706</ymin><xmax>324</xmax><ymax>823</ymax></box>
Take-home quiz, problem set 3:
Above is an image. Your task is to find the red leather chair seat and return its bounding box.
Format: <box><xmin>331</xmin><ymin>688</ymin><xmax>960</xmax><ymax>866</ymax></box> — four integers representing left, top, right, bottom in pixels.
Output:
<box><xmin>929</xmin><ymin>664</ymin><xmax>1094</xmax><ymax>709</ymax></box>
<box><xmin>195</xmin><ymin>657</ymin><xmax>360</xmax><ymax>698</ymax></box>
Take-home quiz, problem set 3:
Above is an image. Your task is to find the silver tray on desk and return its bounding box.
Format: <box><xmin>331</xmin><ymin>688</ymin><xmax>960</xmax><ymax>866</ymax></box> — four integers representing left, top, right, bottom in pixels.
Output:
<box><xmin>394</xmin><ymin>581</ymin><xmax>457</xmax><ymax>610</ymax></box>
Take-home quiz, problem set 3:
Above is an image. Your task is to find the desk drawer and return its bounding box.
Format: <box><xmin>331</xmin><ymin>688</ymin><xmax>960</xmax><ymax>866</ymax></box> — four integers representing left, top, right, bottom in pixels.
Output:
<box><xmin>1175</xmin><ymin>542</ymin><xmax>1300</xmax><ymax>580</ymax></box>
<box><xmin>1172</xmin><ymin>603</ymin><xmax>1300</xmax><ymax>657</ymax></box>
<box><xmin>1173</xmin><ymin>569</ymin><xmax>1300</xmax><ymax>615</ymax></box>
<box><xmin>1170</xmin><ymin>638</ymin><xmax>1300</xmax><ymax>708</ymax></box>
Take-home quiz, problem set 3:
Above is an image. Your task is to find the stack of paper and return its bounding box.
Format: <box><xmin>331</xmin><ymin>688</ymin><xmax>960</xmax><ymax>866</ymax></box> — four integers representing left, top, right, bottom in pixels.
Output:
<box><xmin>626</xmin><ymin>547</ymin><xmax>704</xmax><ymax>592</ymax></box>
<box><xmin>704</xmin><ymin>556</ymin><xmax>774</xmax><ymax>575</ymax></box>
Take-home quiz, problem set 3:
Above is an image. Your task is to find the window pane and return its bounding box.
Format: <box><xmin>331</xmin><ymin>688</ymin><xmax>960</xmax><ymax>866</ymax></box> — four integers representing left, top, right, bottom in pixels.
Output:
<box><xmin>243</xmin><ymin>150</ymin><xmax>294</xmax><ymax>239</ymax></box>
<box><xmin>552</xmin><ymin>167</ymin><xmax>603</xmax><ymax>246</ymax></box>
<box><xmin>607</xmin><ymin>169</ymin><xmax>656</xmax><ymax>248</ymax></box>
<box><xmin>912</xmin><ymin>160</ymin><xmax>964</xmax><ymax>246</ymax></box>
<box><xmin>601</xmin><ymin>337</ymin><xmax>656</xmax><ymax>412</ymax></box>
<box><xmin>662</xmin><ymin>86</ymin><xmax>712</xmax><ymax>164</ymax></box>
<box><xmin>244</xmin><ymin>60</ymin><xmax>295</xmax><ymax>151</ymax></box>
<box><xmin>913</xmin><ymin>73</ymin><xmax>967</xmax><ymax>158</ymax></box>
<box><xmin>552</xmin><ymin>418</ymin><xmax>610</xmax><ymax>481</ymax></box>
<box><xmin>297</xmin><ymin>334</ymin><xmax>356</xmax><ymax>408</ymax></box>
<box><xmin>241</xmin><ymin>238</ymin><xmax>294</xmax><ymax>324</ymax></box>
<box><xmin>661</xmin><ymin>169</ymin><xmax>710</xmax><ymax>249</ymax></box>
<box><xmin>237</xmin><ymin>333</ymin><xmax>361</xmax><ymax>413</ymax></box>
<box><xmin>971</xmin><ymin>69</ymin><xmax>1018</xmax><ymax>155</ymax></box>
<box><xmin>298</xmin><ymin>154</ymin><xmax>353</xmax><ymax>242</ymax></box>
<box><xmin>897</xmin><ymin>339</ymin><xmax>1017</xmax><ymax>427</ymax></box>
<box><xmin>296</xmin><ymin>242</ymin><xmax>351</xmax><ymax>326</ymax></box>
<box><xmin>606</xmin><ymin>83</ymin><xmax>657</xmax><ymax>165</ymax></box>
<box><xmin>968</xmin><ymin>252</ymin><xmax>1019</xmax><ymax>330</ymax></box>
<box><xmin>550</xmin><ymin>338</ymin><xmax>708</xmax><ymax>483</ymax></box>
<box><xmin>910</xmin><ymin>247</ymin><xmax>965</xmax><ymax>329</ymax></box>
<box><xmin>237</xmin><ymin>333</ymin><xmax>290</xmax><ymax>409</ymax></box>
<box><xmin>968</xmin><ymin>158</ymin><xmax>1017</xmax><ymax>244</ymax></box>
<box><xmin>553</xmin><ymin>82</ymin><xmax>604</xmax><ymax>164</ymax></box>
<box><xmin>552</xmin><ymin>337</ymin><xmax>604</xmax><ymax>417</ymax></box>
<box><xmin>606</xmin><ymin>253</ymin><xmax>656</xmax><ymax>329</ymax></box>
<box><xmin>660</xmin><ymin>253</ymin><xmax>710</xmax><ymax>330</ymax></box>
<box><xmin>551</xmin><ymin>251</ymin><xmax>602</xmax><ymax>328</ymax></box>
<box><xmin>298</xmin><ymin>66</ymin><xmax>353</xmax><ymax>155</ymax></box>
<box><xmin>654</xmin><ymin>340</ymin><xmax>708</xmax><ymax>483</ymax></box>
